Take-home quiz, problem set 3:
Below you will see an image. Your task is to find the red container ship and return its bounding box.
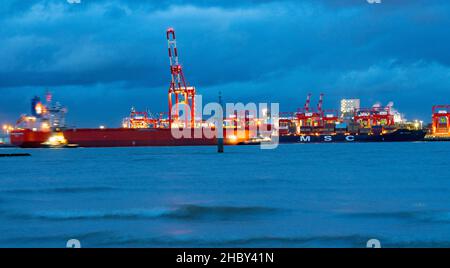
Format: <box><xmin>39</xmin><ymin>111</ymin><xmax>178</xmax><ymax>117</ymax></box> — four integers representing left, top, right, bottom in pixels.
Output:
<box><xmin>9</xmin><ymin>93</ymin><xmax>258</xmax><ymax>148</ymax></box>
<box><xmin>10</xmin><ymin>128</ymin><xmax>243</xmax><ymax>148</ymax></box>
<box><xmin>9</xmin><ymin>89</ymin><xmax>258</xmax><ymax>148</ymax></box>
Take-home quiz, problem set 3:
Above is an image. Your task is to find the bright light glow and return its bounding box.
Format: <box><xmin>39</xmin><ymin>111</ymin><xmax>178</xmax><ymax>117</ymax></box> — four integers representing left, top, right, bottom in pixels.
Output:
<box><xmin>41</xmin><ymin>122</ymin><xmax>50</xmax><ymax>130</ymax></box>
<box><xmin>227</xmin><ymin>135</ymin><xmax>238</xmax><ymax>142</ymax></box>
<box><xmin>1</xmin><ymin>124</ymin><xmax>14</xmax><ymax>133</ymax></box>
<box><xmin>99</xmin><ymin>125</ymin><xmax>105</xmax><ymax>129</ymax></box>
<box><xmin>45</xmin><ymin>133</ymin><xmax>67</xmax><ymax>146</ymax></box>
<box><xmin>35</xmin><ymin>103</ymin><xmax>44</xmax><ymax>115</ymax></box>
<box><xmin>25</xmin><ymin>116</ymin><xmax>37</xmax><ymax>122</ymax></box>
<box><xmin>393</xmin><ymin>113</ymin><xmax>403</xmax><ymax>123</ymax></box>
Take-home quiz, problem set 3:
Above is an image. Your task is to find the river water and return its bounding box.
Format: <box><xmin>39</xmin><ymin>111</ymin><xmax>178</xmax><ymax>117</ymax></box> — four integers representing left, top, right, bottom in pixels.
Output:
<box><xmin>1</xmin><ymin>142</ymin><xmax>450</xmax><ymax>247</ymax></box>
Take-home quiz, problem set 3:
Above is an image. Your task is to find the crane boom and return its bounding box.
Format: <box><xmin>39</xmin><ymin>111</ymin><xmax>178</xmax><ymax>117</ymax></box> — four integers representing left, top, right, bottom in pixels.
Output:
<box><xmin>317</xmin><ymin>93</ymin><xmax>324</xmax><ymax>113</ymax></box>
<box><xmin>304</xmin><ymin>93</ymin><xmax>312</xmax><ymax>112</ymax></box>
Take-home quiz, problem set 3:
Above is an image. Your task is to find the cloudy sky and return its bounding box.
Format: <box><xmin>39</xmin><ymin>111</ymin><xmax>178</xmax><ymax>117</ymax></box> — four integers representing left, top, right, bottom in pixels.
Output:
<box><xmin>0</xmin><ymin>0</ymin><xmax>449</xmax><ymax>126</ymax></box>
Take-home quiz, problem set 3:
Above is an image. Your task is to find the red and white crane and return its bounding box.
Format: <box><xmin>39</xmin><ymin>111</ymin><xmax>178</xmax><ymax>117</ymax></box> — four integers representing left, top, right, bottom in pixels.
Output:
<box><xmin>317</xmin><ymin>93</ymin><xmax>324</xmax><ymax>114</ymax></box>
<box><xmin>297</xmin><ymin>93</ymin><xmax>322</xmax><ymax>128</ymax></box>
<box><xmin>304</xmin><ymin>93</ymin><xmax>312</xmax><ymax>112</ymax></box>
<box><xmin>166</xmin><ymin>28</ymin><xmax>196</xmax><ymax>127</ymax></box>
<box><xmin>431</xmin><ymin>105</ymin><xmax>450</xmax><ymax>135</ymax></box>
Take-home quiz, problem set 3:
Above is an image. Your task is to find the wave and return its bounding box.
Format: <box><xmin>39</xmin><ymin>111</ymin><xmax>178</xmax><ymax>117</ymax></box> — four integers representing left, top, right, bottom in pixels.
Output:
<box><xmin>1</xmin><ymin>186</ymin><xmax>116</xmax><ymax>194</ymax></box>
<box><xmin>19</xmin><ymin>208</ymin><xmax>170</xmax><ymax>220</ymax></box>
<box><xmin>169</xmin><ymin>205</ymin><xmax>278</xmax><ymax>219</ymax></box>
<box><xmin>4</xmin><ymin>231</ymin><xmax>450</xmax><ymax>248</ymax></box>
<box><xmin>0</xmin><ymin>232</ymin><xmax>369</xmax><ymax>248</ymax></box>
<box><xmin>9</xmin><ymin>204</ymin><xmax>279</xmax><ymax>221</ymax></box>
<box><xmin>343</xmin><ymin>210</ymin><xmax>450</xmax><ymax>223</ymax></box>
<box><xmin>93</xmin><ymin>234</ymin><xmax>369</xmax><ymax>248</ymax></box>
<box><xmin>0</xmin><ymin>231</ymin><xmax>115</xmax><ymax>246</ymax></box>
<box><xmin>382</xmin><ymin>240</ymin><xmax>450</xmax><ymax>248</ymax></box>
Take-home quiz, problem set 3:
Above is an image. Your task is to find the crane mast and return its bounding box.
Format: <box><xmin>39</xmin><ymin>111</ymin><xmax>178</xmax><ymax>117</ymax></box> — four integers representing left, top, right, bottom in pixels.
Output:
<box><xmin>317</xmin><ymin>93</ymin><xmax>324</xmax><ymax>114</ymax></box>
<box><xmin>166</xmin><ymin>28</ymin><xmax>195</xmax><ymax>127</ymax></box>
<box><xmin>304</xmin><ymin>93</ymin><xmax>312</xmax><ymax>112</ymax></box>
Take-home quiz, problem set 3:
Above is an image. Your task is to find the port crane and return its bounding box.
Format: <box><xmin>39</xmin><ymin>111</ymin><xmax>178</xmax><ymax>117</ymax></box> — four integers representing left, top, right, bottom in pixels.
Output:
<box><xmin>321</xmin><ymin>109</ymin><xmax>339</xmax><ymax>126</ymax></box>
<box><xmin>316</xmin><ymin>93</ymin><xmax>339</xmax><ymax>128</ymax></box>
<box><xmin>297</xmin><ymin>93</ymin><xmax>322</xmax><ymax>128</ymax></box>
<box><xmin>354</xmin><ymin>107</ymin><xmax>394</xmax><ymax>128</ymax></box>
<box><xmin>432</xmin><ymin>105</ymin><xmax>450</xmax><ymax>135</ymax></box>
<box><xmin>317</xmin><ymin>93</ymin><xmax>324</xmax><ymax>114</ymax></box>
<box><xmin>371</xmin><ymin>106</ymin><xmax>394</xmax><ymax>126</ymax></box>
<box><xmin>296</xmin><ymin>93</ymin><xmax>338</xmax><ymax>131</ymax></box>
<box><xmin>167</xmin><ymin>28</ymin><xmax>196</xmax><ymax>128</ymax></box>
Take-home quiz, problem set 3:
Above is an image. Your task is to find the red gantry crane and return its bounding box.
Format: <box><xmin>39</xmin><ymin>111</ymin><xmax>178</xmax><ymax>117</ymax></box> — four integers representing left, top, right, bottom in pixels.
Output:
<box><xmin>354</xmin><ymin>108</ymin><xmax>373</xmax><ymax>128</ymax></box>
<box><xmin>354</xmin><ymin>106</ymin><xmax>395</xmax><ymax>128</ymax></box>
<box><xmin>321</xmin><ymin>109</ymin><xmax>339</xmax><ymax>126</ymax></box>
<box><xmin>296</xmin><ymin>93</ymin><xmax>328</xmax><ymax>132</ymax></box>
<box><xmin>317</xmin><ymin>93</ymin><xmax>324</xmax><ymax>115</ymax></box>
<box><xmin>316</xmin><ymin>93</ymin><xmax>339</xmax><ymax>127</ymax></box>
<box><xmin>432</xmin><ymin>105</ymin><xmax>450</xmax><ymax>135</ymax></box>
<box><xmin>167</xmin><ymin>28</ymin><xmax>196</xmax><ymax>128</ymax></box>
<box><xmin>371</xmin><ymin>106</ymin><xmax>394</xmax><ymax>126</ymax></box>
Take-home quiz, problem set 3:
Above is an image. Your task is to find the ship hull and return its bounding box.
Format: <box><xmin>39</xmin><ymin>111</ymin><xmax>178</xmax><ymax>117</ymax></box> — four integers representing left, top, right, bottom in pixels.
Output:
<box><xmin>10</xmin><ymin>128</ymin><xmax>243</xmax><ymax>148</ymax></box>
<box><xmin>9</xmin><ymin>130</ymin><xmax>51</xmax><ymax>148</ymax></box>
<box><xmin>279</xmin><ymin>129</ymin><xmax>427</xmax><ymax>143</ymax></box>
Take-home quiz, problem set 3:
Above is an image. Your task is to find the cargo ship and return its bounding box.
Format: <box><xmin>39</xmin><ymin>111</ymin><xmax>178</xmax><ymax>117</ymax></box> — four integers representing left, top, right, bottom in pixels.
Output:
<box><xmin>276</xmin><ymin>94</ymin><xmax>427</xmax><ymax>143</ymax></box>
<box><xmin>10</xmin><ymin>127</ymin><xmax>243</xmax><ymax>148</ymax></box>
<box><xmin>9</xmin><ymin>92</ymin><xmax>261</xmax><ymax>148</ymax></box>
<box><xmin>278</xmin><ymin>129</ymin><xmax>427</xmax><ymax>143</ymax></box>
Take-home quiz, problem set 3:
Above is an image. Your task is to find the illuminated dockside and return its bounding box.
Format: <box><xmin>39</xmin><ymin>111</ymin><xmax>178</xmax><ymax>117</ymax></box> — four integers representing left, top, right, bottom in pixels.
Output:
<box><xmin>4</xmin><ymin>28</ymin><xmax>450</xmax><ymax>147</ymax></box>
<box><xmin>277</xmin><ymin>93</ymin><xmax>427</xmax><ymax>143</ymax></box>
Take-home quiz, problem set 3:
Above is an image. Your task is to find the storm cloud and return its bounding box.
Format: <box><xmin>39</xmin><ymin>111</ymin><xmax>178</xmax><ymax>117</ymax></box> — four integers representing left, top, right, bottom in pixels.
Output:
<box><xmin>0</xmin><ymin>0</ymin><xmax>449</xmax><ymax>126</ymax></box>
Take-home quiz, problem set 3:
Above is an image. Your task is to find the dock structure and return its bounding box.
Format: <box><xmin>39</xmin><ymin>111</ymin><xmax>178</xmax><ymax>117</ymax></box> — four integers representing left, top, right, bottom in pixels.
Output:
<box><xmin>0</xmin><ymin>153</ymin><xmax>31</xmax><ymax>157</ymax></box>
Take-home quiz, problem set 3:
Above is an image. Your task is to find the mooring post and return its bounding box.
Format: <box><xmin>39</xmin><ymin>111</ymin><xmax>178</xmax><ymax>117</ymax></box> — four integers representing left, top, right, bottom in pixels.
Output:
<box><xmin>218</xmin><ymin>91</ymin><xmax>224</xmax><ymax>153</ymax></box>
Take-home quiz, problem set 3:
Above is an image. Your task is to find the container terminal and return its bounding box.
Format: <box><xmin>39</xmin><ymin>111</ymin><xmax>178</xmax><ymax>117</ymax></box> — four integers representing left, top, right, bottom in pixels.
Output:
<box><xmin>1</xmin><ymin>28</ymin><xmax>450</xmax><ymax>148</ymax></box>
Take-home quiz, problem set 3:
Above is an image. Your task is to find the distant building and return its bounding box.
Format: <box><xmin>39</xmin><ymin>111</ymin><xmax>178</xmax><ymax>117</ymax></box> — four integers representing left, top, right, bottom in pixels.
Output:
<box><xmin>340</xmin><ymin>99</ymin><xmax>360</xmax><ymax>115</ymax></box>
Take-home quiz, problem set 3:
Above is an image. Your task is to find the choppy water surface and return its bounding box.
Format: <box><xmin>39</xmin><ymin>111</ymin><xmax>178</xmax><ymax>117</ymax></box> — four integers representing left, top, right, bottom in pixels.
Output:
<box><xmin>1</xmin><ymin>143</ymin><xmax>450</xmax><ymax>248</ymax></box>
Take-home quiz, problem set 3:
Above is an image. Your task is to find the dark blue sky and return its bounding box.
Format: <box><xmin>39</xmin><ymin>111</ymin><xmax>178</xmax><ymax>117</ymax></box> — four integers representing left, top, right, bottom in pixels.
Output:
<box><xmin>1</xmin><ymin>0</ymin><xmax>449</xmax><ymax>126</ymax></box>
